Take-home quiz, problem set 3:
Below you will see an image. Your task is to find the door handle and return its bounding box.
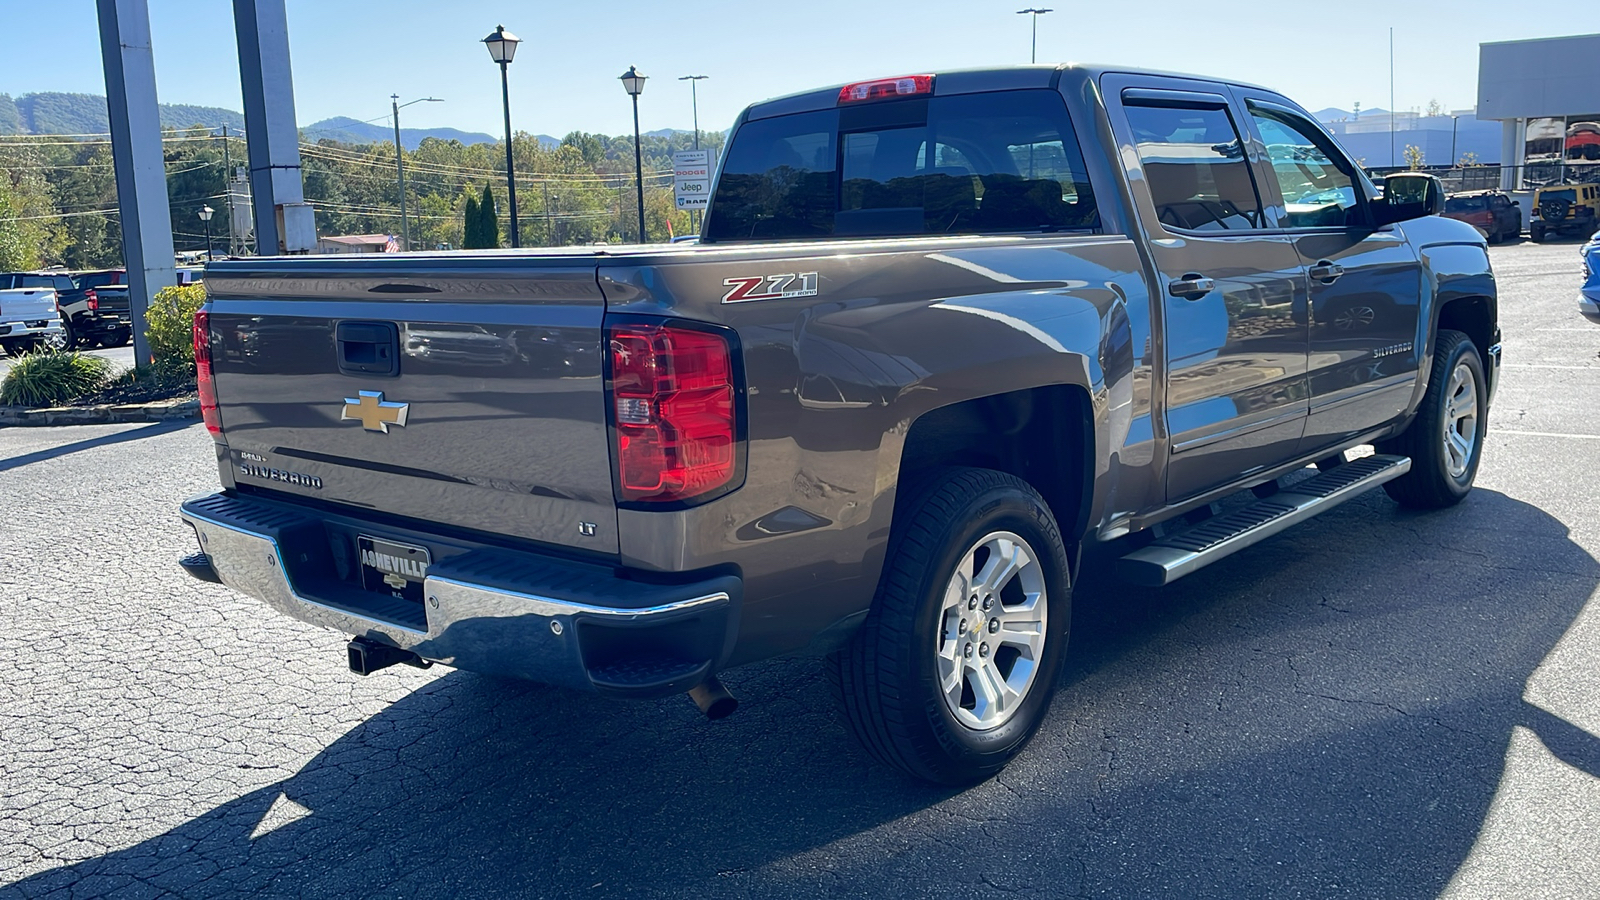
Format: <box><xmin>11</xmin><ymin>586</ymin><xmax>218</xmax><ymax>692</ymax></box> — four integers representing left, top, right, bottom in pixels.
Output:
<box><xmin>1167</xmin><ymin>274</ymin><xmax>1215</xmax><ymax>300</ymax></box>
<box><xmin>1309</xmin><ymin>260</ymin><xmax>1345</xmax><ymax>284</ymax></box>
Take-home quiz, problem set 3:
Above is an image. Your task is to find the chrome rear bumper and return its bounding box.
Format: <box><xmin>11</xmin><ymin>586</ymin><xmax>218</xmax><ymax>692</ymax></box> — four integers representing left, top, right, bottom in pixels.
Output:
<box><xmin>180</xmin><ymin>492</ymin><xmax>739</xmax><ymax>697</ymax></box>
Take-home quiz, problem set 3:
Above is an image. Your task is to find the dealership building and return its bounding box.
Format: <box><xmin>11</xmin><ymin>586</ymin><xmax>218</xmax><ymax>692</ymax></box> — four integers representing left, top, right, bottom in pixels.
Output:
<box><xmin>1477</xmin><ymin>33</ymin><xmax>1600</xmax><ymax>189</ymax></box>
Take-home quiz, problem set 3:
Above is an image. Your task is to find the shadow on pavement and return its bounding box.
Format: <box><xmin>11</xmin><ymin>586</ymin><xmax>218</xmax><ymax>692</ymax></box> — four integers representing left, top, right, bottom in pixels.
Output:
<box><xmin>4</xmin><ymin>489</ymin><xmax>1596</xmax><ymax>898</ymax></box>
<box><xmin>0</xmin><ymin>419</ymin><xmax>196</xmax><ymax>473</ymax></box>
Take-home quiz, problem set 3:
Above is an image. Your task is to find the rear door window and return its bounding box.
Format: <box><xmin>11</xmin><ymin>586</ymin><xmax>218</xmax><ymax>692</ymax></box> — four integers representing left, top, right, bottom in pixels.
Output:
<box><xmin>1122</xmin><ymin>104</ymin><xmax>1263</xmax><ymax>232</ymax></box>
<box><xmin>706</xmin><ymin>89</ymin><xmax>1098</xmax><ymax>242</ymax></box>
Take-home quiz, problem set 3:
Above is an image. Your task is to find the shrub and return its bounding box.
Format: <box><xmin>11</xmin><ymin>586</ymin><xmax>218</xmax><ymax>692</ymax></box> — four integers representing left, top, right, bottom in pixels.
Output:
<box><xmin>83</xmin><ymin>354</ymin><xmax>196</xmax><ymax>405</ymax></box>
<box><xmin>0</xmin><ymin>350</ymin><xmax>113</xmax><ymax>407</ymax></box>
<box><xmin>145</xmin><ymin>283</ymin><xmax>207</xmax><ymax>365</ymax></box>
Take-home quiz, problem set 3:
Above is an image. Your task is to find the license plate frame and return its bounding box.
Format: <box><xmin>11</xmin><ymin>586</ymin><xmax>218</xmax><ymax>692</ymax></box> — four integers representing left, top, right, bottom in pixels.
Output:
<box><xmin>357</xmin><ymin>535</ymin><xmax>432</xmax><ymax>603</ymax></box>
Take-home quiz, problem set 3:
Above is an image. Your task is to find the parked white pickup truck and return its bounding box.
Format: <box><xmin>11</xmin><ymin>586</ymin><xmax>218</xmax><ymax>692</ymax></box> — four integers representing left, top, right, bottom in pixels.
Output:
<box><xmin>0</xmin><ymin>287</ymin><xmax>64</xmax><ymax>356</ymax></box>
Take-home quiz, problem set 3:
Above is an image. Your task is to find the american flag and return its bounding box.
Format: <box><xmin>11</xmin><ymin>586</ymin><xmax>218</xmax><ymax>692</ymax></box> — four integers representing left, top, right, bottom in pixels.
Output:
<box><xmin>384</xmin><ymin>235</ymin><xmax>400</xmax><ymax>253</ymax></box>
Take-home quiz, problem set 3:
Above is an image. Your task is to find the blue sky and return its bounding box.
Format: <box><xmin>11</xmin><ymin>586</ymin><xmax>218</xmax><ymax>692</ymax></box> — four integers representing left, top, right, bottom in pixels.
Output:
<box><xmin>0</xmin><ymin>1</ymin><xmax>1583</xmax><ymax>138</ymax></box>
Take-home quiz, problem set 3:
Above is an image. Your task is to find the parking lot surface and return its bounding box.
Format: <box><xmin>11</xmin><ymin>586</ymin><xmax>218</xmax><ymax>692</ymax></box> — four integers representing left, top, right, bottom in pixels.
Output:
<box><xmin>2</xmin><ymin>240</ymin><xmax>1598</xmax><ymax>899</ymax></box>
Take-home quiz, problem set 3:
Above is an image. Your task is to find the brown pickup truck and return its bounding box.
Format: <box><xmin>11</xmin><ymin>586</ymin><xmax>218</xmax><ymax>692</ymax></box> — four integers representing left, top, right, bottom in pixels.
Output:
<box><xmin>180</xmin><ymin>65</ymin><xmax>1500</xmax><ymax>783</ymax></box>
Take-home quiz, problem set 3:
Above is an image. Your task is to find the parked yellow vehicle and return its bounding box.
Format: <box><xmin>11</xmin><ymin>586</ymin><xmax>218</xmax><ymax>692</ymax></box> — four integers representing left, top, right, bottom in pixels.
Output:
<box><xmin>1530</xmin><ymin>183</ymin><xmax>1600</xmax><ymax>241</ymax></box>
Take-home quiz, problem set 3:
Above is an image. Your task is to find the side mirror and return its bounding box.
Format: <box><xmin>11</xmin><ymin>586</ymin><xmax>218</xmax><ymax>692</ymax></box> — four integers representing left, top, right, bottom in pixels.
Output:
<box><xmin>1512</xmin><ymin>199</ymin><xmax>1521</xmax><ymax>206</ymax></box>
<box><xmin>1373</xmin><ymin>172</ymin><xmax>1445</xmax><ymax>226</ymax></box>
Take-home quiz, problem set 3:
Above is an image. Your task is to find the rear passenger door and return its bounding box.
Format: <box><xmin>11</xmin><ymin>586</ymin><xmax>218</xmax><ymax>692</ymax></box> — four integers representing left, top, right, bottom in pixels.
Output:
<box><xmin>1237</xmin><ymin>96</ymin><xmax>1423</xmax><ymax>452</ymax></box>
<box><xmin>1103</xmin><ymin>76</ymin><xmax>1310</xmax><ymax>503</ymax></box>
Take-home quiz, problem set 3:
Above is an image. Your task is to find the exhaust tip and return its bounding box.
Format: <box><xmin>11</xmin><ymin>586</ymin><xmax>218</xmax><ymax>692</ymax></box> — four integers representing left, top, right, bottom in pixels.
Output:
<box><xmin>688</xmin><ymin>676</ymin><xmax>738</xmax><ymax>720</ymax></box>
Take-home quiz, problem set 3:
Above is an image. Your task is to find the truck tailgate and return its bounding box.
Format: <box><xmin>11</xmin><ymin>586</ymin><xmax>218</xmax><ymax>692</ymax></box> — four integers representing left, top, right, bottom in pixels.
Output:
<box><xmin>203</xmin><ymin>264</ymin><xmax>618</xmax><ymax>555</ymax></box>
<box><xmin>0</xmin><ymin>289</ymin><xmax>59</xmax><ymax>322</ymax></box>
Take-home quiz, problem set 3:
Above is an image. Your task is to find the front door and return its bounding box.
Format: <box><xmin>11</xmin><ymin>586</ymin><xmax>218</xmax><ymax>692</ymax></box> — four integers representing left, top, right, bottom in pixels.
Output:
<box><xmin>1106</xmin><ymin>78</ymin><xmax>1310</xmax><ymax>503</ymax></box>
<box><xmin>1240</xmin><ymin>98</ymin><xmax>1423</xmax><ymax>452</ymax></box>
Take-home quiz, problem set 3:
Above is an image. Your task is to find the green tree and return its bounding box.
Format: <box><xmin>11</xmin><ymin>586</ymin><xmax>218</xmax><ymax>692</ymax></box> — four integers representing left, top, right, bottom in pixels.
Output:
<box><xmin>479</xmin><ymin>184</ymin><xmax>501</xmax><ymax>249</ymax></box>
<box><xmin>462</xmin><ymin>192</ymin><xmax>483</xmax><ymax>249</ymax></box>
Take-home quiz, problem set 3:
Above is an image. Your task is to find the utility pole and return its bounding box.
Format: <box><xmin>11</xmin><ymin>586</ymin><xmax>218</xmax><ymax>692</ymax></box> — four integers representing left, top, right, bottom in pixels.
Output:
<box><xmin>1017</xmin><ymin>8</ymin><xmax>1052</xmax><ymax>64</ymax></box>
<box><xmin>393</xmin><ymin>95</ymin><xmax>407</xmax><ymax>251</ymax></box>
<box><xmin>390</xmin><ymin>96</ymin><xmax>441</xmax><ymax>252</ymax></box>
<box><xmin>1389</xmin><ymin>27</ymin><xmax>1396</xmax><ymax>168</ymax></box>
<box><xmin>220</xmin><ymin>124</ymin><xmax>233</xmax><ymax>257</ymax></box>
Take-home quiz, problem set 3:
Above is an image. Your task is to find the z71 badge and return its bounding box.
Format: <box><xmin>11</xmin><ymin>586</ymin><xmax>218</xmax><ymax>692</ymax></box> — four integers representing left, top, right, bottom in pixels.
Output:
<box><xmin>722</xmin><ymin>272</ymin><xmax>819</xmax><ymax>304</ymax></box>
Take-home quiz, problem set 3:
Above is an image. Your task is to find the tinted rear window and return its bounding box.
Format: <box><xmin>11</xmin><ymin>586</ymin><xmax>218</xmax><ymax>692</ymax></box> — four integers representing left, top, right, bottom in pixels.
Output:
<box><xmin>1445</xmin><ymin>197</ymin><xmax>1488</xmax><ymax>212</ymax></box>
<box><xmin>705</xmin><ymin>89</ymin><xmax>1098</xmax><ymax>242</ymax></box>
<box><xmin>76</xmin><ymin>272</ymin><xmax>122</xmax><ymax>289</ymax></box>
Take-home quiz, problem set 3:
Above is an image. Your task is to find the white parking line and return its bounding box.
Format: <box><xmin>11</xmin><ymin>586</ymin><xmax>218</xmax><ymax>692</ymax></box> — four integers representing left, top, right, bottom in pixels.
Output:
<box><xmin>1492</xmin><ymin>429</ymin><xmax>1600</xmax><ymax>441</ymax></box>
<box><xmin>1503</xmin><ymin>364</ymin><xmax>1598</xmax><ymax>370</ymax></box>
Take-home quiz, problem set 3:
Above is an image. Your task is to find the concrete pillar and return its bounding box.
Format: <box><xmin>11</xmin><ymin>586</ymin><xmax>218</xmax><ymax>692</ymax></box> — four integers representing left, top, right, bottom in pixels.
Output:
<box><xmin>96</xmin><ymin>0</ymin><xmax>174</xmax><ymax>366</ymax></box>
<box><xmin>232</xmin><ymin>0</ymin><xmax>315</xmax><ymax>254</ymax></box>
<box><xmin>1501</xmin><ymin>119</ymin><xmax>1521</xmax><ymax>191</ymax></box>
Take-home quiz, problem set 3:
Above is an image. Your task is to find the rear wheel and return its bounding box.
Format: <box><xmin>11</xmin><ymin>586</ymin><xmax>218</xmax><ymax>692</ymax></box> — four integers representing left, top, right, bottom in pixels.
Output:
<box><xmin>0</xmin><ymin>339</ymin><xmax>21</xmax><ymax>357</ymax></box>
<box><xmin>103</xmin><ymin>328</ymin><xmax>131</xmax><ymax>348</ymax></box>
<box><xmin>1530</xmin><ymin>224</ymin><xmax>1546</xmax><ymax>242</ymax></box>
<box><xmin>59</xmin><ymin>315</ymin><xmax>79</xmax><ymax>350</ymax></box>
<box><xmin>828</xmin><ymin>467</ymin><xmax>1072</xmax><ymax>784</ymax></box>
<box><xmin>1379</xmin><ymin>329</ymin><xmax>1486</xmax><ymax>509</ymax></box>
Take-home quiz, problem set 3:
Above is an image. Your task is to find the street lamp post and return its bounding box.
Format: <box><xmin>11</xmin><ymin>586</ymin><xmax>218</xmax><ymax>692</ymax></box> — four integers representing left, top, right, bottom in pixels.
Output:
<box><xmin>678</xmin><ymin>75</ymin><xmax>708</xmax><ymax>150</ymax></box>
<box><xmin>1016</xmin><ymin>8</ymin><xmax>1052</xmax><ymax>64</ymax></box>
<box><xmin>621</xmin><ymin>66</ymin><xmax>648</xmax><ymax>244</ymax></box>
<box><xmin>482</xmin><ymin>25</ymin><xmax>522</xmax><ymax>248</ymax></box>
<box><xmin>198</xmin><ymin>205</ymin><xmax>215</xmax><ymax>262</ymax></box>
<box><xmin>392</xmin><ymin>95</ymin><xmax>442</xmax><ymax>252</ymax></box>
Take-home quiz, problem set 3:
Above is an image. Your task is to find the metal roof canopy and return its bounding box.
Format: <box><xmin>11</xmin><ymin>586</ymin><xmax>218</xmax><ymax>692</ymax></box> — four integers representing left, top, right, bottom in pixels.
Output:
<box><xmin>95</xmin><ymin>0</ymin><xmax>312</xmax><ymax>365</ymax></box>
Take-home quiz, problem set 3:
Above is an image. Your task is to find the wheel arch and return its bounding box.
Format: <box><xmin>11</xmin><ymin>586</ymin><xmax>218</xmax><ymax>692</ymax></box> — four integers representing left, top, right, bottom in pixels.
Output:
<box><xmin>896</xmin><ymin>385</ymin><xmax>1096</xmax><ymax>567</ymax></box>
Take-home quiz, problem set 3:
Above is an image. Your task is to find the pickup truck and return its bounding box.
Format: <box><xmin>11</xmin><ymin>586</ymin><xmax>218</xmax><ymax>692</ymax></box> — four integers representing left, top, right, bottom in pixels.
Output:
<box><xmin>0</xmin><ymin>282</ymin><xmax>65</xmax><ymax>356</ymax></box>
<box><xmin>63</xmin><ymin>269</ymin><xmax>135</xmax><ymax>349</ymax></box>
<box><xmin>180</xmin><ymin>65</ymin><xmax>1501</xmax><ymax>784</ymax></box>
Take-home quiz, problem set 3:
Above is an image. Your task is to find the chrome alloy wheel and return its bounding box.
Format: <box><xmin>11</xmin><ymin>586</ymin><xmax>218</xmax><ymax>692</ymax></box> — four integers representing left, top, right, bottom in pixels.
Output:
<box><xmin>1442</xmin><ymin>360</ymin><xmax>1480</xmax><ymax>479</ymax></box>
<box><xmin>936</xmin><ymin>531</ymin><xmax>1048</xmax><ymax>731</ymax></box>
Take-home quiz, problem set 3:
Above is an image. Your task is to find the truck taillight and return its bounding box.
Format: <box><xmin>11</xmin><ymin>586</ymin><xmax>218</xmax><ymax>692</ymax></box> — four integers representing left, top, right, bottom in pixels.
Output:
<box><xmin>607</xmin><ymin>321</ymin><xmax>738</xmax><ymax>504</ymax></box>
<box><xmin>193</xmin><ymin>308</ymin><xmax>221</xmax><ymax>436</ymax></box>
<box><xmin>85</xmin><ymin>289</ymin><xmax>98</xmax><ymax>311</ymax></box>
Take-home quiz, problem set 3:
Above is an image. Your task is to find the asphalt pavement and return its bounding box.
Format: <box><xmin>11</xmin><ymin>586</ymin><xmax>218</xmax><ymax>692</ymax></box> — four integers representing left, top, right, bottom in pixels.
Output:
<box><xmin>2</xmin><ymin>239</ymin><xmax>1598</xmax><ymax>899</ymax></box>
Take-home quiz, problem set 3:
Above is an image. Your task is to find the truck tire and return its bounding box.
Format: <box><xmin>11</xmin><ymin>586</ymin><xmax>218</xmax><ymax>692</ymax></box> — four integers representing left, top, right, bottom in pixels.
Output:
<box><xmin>827</xmin><ymin>467</ymin><xmax>1072</xmax><ymax>784</ymax></box>
<box><xmin>103</xmin><ymin>328</ymin><xmax>131</xmax><ymax>348</ymax></box>
<box><xmin>1379</xmin><ymin>329</ymin><xmax>1486</xmax><ymax>509</ymax></box>
<box><xmin>1530</xmin><ymin>224</ymin><xmax>1546</xmax><ymax>242</ymax></box>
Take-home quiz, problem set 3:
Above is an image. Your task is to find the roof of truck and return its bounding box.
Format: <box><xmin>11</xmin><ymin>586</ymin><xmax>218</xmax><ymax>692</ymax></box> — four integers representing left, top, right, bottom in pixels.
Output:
<box><xmin>742</xmin><ymin>64</ymin><xmax>1271</xmax><ymax>121</ymax></box>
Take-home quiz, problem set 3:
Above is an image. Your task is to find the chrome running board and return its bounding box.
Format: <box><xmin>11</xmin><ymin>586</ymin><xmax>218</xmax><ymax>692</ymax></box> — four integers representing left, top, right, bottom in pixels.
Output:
<box><xmin>1117</xmin><ymin>454</ymin><xmax>1412</xmax><ymax>587</ymax></box>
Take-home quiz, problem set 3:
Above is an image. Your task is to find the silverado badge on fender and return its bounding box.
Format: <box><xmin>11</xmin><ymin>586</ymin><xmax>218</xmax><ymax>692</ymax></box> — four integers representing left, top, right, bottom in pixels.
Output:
<box><xmin>342</xmin><ymin>391</ymin><xmax>410</xmax><ymax>433</ymax></box>
<box><xmin>721</xmin><ymin>272</ymin><xmax>819</xmax><ymax>303</ymax></box>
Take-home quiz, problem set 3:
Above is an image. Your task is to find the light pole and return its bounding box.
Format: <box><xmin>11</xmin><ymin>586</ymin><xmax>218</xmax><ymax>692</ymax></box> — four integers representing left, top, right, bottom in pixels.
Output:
<box><xmin>1016</xmin><ymin>8</ymin><xmax>1052</xmax><ymax>64</ymax></box>
<box><xmin>621</xmin><ymin>66</ymin><xmax>648</xmax><ymax>244</ymax></box>
<box><xmin>392</xmin><ymin>95</ymin><xmax>442</xmax><ymax>252</ymax></box>
<box><xmin>198</xmin><ymin>205</ymin><xmax>214</xmax><ymax>262</ymax></box>
<box><xmin>678</xmin><ymin>75</ymin><xmax>708</xmax><ymax>150</ymax></box>
<box><xmin>482</xmin><ymin>25</ymin><xmax>522</xmax><ymax>248</ymax></box>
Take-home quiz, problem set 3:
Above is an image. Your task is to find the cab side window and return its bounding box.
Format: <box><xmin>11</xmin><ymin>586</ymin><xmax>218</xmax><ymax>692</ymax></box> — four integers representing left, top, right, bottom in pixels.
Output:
<box><xmin>1248</xmin><ymin>105</ymin><xmax>1363</xmax><ymax>229</ymax></box>
<box><xmin>1123</xmin><ymin>103</ymin><xmax>1263</xmax><ymax>232</ymax></box>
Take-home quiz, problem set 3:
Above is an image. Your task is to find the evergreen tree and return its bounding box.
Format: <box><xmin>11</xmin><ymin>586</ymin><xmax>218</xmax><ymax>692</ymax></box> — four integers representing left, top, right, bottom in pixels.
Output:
<box><xmin>462</xmin><ymin>193</ymin><xmax>482</xmax><ymax>249</ymax></box>
<box><xmin>479</xmin><ymin>184</ymin><xmax>501</xmax><ymax>249</ymax></box>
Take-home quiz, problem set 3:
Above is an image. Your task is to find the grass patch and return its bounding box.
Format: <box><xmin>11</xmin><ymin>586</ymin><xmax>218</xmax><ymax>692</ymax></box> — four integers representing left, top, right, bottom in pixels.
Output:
<box><xmin>1</xmin><ymin>350</ymin><xmax>114</xmax><ymax>408</ymax></box>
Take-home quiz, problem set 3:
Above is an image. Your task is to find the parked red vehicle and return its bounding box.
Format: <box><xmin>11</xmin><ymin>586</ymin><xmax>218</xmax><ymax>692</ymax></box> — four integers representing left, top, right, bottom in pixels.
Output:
<box><xmin>1443</xmin><ymin>191</ymin><xmax>1521</xmax><ymax>243</ymax></box>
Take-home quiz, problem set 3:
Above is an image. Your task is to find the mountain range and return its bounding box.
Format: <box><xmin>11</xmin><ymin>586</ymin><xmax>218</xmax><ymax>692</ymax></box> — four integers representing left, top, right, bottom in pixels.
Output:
<box><xmin>0</xmin><ymin>92</ymin><xmax>693</xmax><ymax>148</ymax></box>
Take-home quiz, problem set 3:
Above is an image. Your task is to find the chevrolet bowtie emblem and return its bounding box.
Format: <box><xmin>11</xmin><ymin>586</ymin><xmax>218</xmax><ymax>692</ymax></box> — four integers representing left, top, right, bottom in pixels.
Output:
<box><xmin>341</xmin><ymin>391</ymin><xmax>410</xmax><ymax>433</ymax></box>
